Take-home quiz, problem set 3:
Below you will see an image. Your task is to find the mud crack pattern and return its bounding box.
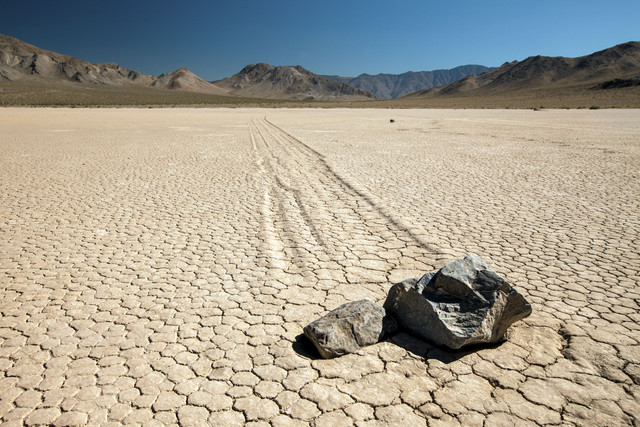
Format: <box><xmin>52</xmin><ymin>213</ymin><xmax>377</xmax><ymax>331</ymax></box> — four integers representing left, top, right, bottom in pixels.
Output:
<box><xmin>0</xmin><ymin>108</ymin><xmax>639</xmax><ymax>426</ymax></box>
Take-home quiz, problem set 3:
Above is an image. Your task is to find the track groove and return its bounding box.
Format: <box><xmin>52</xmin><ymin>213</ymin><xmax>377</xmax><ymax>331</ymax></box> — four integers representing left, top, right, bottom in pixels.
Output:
<box><xmin>249</xmin><ymin>117</ymin><xmax>447</xmax><ymax>284</ymax></box>
<box><xmin>263</xmin><ymin>117</ymin><xmax>447</xmax><ymax>255</ymax></box>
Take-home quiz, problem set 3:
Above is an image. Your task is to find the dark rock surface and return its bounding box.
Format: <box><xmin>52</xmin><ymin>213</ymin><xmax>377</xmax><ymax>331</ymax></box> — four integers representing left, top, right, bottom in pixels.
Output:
<box><xmin>383</xmin><ymin>254</ymin><xmax>532</xmax><ymax>349</ymax></box>
<box><xmin>303</xmin><ymin>299</ymin><xmax>386</xmax><ymax>358</ymax></box>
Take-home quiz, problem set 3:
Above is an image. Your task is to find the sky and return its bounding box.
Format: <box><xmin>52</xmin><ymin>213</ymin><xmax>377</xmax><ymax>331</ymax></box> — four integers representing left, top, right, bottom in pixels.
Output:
<box><xmin>1</xmin><ymin>0</ymin><xmax>638</xmax><ymax>81</ymax></box>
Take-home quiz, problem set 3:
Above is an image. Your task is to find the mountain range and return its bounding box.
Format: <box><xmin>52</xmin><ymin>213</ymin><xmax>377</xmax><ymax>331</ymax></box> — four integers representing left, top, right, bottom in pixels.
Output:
<box><xmin>323</xmin><ymin>65</ymin><xmax>493</xmax><ymax>99</ymax></box>
<box><xmin>214</xmin><ymin>63</ymin><xmax>376</xmax><ymax>100</ymax></box>
<box><xmin>0</xmin><ymin>34</ymin><xmax>228</xmax><ymax>95</ymax></box>
<box><xmin>1</xmin><ymin>33</ymin><xmax>639</xmax><ymax>106</ymax></box>
<box><xmin>402</xmin><ymin>41</ymin><xmax>640</xmax><ymax>100</ymax></box>
<box><xmin>0</xmin><ymin>33</ymin><xmax>491</xmax><ymax>101</ymax></box>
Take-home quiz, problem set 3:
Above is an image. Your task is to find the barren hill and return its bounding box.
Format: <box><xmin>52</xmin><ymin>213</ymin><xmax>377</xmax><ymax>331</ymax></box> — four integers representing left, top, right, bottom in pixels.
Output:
<box><xmin>324</xmin><ymin>65</ymin><xmax>493</xmax><ymax>99</ymax></box>
<box><xmin>402</xmin><ymin>41</ymin><xmax>640</xmax><ymax>99</ymax></box>
<box><xmin>215</xmin><ymin>63</ymin><xmax>377</xmax><ymax>100</ymax></box>
<box><xmin>0</xmin><ymin>33</ymin><xmax>227</xmax><ymax>94</ymax></box>
<box><xmin>151</xmin><ymin>68</ymin><xmax>228</xmax><ymax>94</ymax></box>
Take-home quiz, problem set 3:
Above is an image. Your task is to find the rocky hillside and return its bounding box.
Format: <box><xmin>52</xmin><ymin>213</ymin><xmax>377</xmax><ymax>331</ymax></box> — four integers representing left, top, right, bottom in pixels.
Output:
<box><xmin>402</xmin><ymin>41</ymin><xmax>640</xmax><ymax>98</ymax></box>
<box><xmin>215</xmin><ymin>63</ymin><xmax>377</xmax><ymax>100</ymax></box>
<box><xmin>324</xmin><ymin>65</ymin><xmax>493</xmax><ymax>99</ymax></box>
<box><xmin>151</xmin><ymin>68</ymin><xmax>228</xmax><ymax>94</ymax></box>
<box><xmin>0</xmin><ymin>33</ymin><xmax>227</xmax><ymax>94</ymax></box>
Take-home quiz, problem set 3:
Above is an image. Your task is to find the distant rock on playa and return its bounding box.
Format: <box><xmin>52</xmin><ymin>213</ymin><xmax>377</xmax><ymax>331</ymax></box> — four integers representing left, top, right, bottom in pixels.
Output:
<box><xmin>384</xmin><ymin>254</ymin><xmax>532</xmax><ymax>350</ymax></box>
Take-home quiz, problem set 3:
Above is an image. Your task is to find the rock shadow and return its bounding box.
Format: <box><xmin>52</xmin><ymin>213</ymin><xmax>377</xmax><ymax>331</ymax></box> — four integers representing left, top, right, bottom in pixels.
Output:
<box><xmin>294</xmin><ymin>330</ymin><xmax>504</xmax><ymax>363</ymax></box>
<box><xmin>292</xmin><ymin>333</ymin><xmax>323</xmax><ymax>360</ymax></box>
<box><xmin>424</xmin><ymin>339</ymin><xmax>505</xmax><ymax>364</ymax></box>
<box><xmin>388</xmin><ymin>331</ymin><xmax>505</xmax><ymax>363</ymax></box>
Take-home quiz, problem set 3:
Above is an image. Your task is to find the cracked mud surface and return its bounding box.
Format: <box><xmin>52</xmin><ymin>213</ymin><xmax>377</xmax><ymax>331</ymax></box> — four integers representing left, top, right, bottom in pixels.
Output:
<box><xmin>1</xmin><ymin>108</ymin><xmax>639</xmax><ymax>426</ymax></box>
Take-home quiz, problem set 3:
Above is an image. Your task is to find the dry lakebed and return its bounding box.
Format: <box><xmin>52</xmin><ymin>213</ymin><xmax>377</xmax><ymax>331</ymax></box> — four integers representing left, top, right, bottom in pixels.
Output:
<box><xmin>1</xmin><ymin>107</ymin><xmax>639</xmax><ymax>426</ymax></box>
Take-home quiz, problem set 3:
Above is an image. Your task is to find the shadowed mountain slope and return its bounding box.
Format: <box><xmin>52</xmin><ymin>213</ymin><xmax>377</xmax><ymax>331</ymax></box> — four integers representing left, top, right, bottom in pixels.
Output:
<box><xmin>324</xmin><ymin>65</ymin><xmax>493</xmax><ymax>99</ymax></box>
<box><xmin>402</xmin><ymin>41</ymin><xmax>640</xmax><ymax>99</ymax></box>
<box><xmin>0</xmin><ymin>33</ymin><xmax>227</xmax><ymax>94</ymax></box>
<box><xmin>215</xmin><ymin>63</ymin><xmax>377</xmax><ymax>100</ymax></box>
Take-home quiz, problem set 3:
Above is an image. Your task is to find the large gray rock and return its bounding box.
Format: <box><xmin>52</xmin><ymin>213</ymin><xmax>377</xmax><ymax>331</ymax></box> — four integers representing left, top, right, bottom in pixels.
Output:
<box><xmin>383</xmin><ymin>254</ymin><xmax>532</xmax><ymax>350</ymax></box>
<box><xmin>304</xmin><ymin>299</ymin><xmax>386</xmax><ymax>358</ymax></box>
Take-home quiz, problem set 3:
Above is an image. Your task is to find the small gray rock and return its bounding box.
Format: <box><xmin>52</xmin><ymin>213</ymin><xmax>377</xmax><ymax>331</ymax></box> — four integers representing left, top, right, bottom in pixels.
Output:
<box><xmin>304</xmin><ymin>299</ymin><xmax>386</xmax><ymax>358</ymax></box>
<box><xmin>383</xmin><ymin>254</ymin><xmax>532</xmax><ymax>349</ymax></box>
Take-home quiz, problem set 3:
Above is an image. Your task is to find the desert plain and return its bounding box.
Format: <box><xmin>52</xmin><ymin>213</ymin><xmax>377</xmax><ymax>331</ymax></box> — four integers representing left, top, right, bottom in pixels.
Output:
<box><xmin>0</xmin><ymin>107</ymin><xmax>639</xmax><ymax>426</ymax></box>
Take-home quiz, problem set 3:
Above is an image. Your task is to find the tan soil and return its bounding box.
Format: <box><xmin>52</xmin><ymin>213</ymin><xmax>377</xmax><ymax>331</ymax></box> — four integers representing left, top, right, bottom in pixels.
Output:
<box><xmin>1</xmin><ymin>108</ymin><xmax>639</xmax><ymax>425</ymax></box>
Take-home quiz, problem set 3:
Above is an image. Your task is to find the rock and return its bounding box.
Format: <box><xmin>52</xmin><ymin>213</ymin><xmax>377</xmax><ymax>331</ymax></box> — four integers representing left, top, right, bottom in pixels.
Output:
<box><xmin>304</xmin><ymin>299</ymin><xmax>386</xmax><ymax>358</ymax></box>
<box><xmin>383</xmin><ymin>254</ymin><xmax>532</xmax><ymax>349</ymax></box>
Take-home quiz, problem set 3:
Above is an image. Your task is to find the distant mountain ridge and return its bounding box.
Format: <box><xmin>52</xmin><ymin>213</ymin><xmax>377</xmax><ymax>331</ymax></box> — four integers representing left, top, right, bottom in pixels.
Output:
<box><xmin>323</xmin><ymin>65</ymin><xmax>493</xmax><ymax>99</ymax></box>
<box><xmin>402</xmin><ymin>41</ymin><xmax>640</xmax><ymax>99</ymax></box>
<box><xmin>0</xmin><ymin>34</ymin><xmax>372</xmax><ymax>100</ymax></box>
<box><xmin>215</xmin><ymin>63</ymin><xmax>377</xmax><ymax>100</ymax></box>
<box><xmin>0</xmin><ymin>33</ymin><xmax>228</xmax><ymax>94</ymax></box>
<box><xmin>2</xmin><ymin>33</ymin><xmax>638</xmax><ymax>106</ymax></box>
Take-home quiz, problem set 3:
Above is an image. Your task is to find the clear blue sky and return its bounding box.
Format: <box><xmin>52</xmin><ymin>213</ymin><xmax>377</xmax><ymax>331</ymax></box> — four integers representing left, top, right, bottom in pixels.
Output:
<box><xmin>1</xmin><ymin>0</ymin><xmax>638</xmax><ymax>80</ymax></box>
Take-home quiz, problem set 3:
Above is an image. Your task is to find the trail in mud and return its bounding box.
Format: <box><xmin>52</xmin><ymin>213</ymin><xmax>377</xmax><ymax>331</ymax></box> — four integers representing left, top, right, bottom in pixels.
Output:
<box><xmin>248</xmin><ymin>117</ymin><xmax>449</xmax><ymax>289</ymax></box>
